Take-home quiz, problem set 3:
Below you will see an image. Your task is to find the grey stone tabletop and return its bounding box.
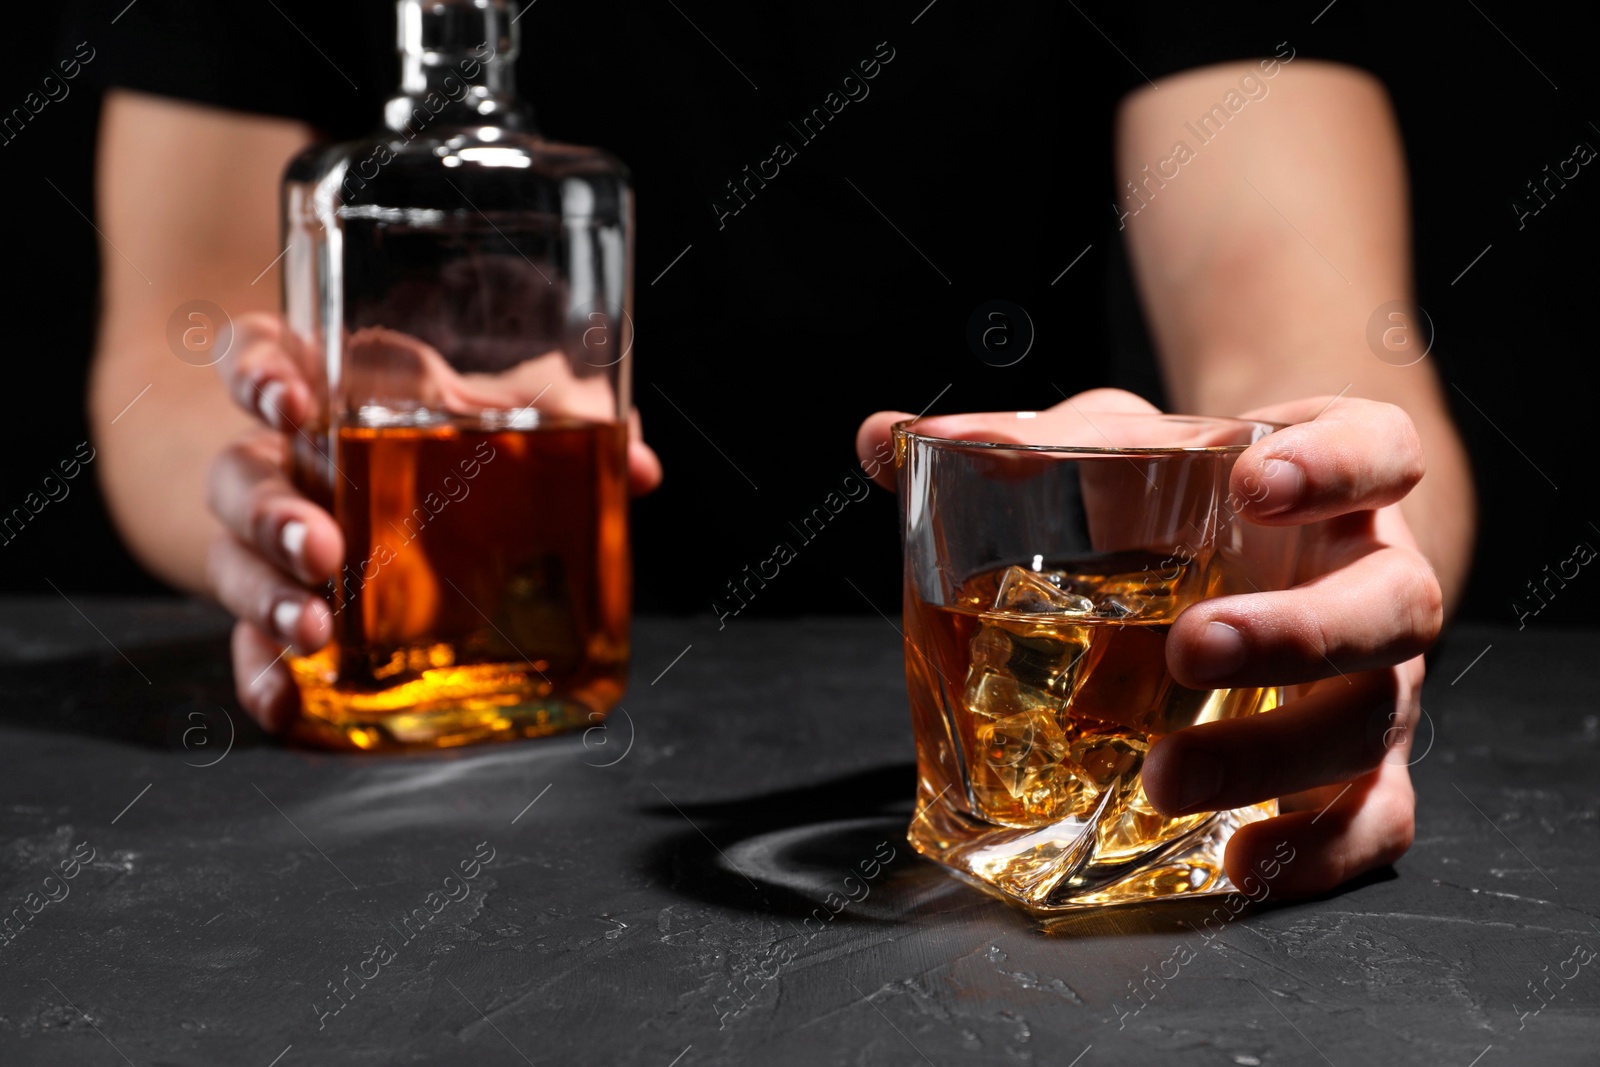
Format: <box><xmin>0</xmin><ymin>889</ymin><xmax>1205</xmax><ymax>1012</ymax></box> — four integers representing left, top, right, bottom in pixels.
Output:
<box><xmin>0</xmin><ymin>599</ymin><xmax>1595</xmax><ymax>1066</ymax></box>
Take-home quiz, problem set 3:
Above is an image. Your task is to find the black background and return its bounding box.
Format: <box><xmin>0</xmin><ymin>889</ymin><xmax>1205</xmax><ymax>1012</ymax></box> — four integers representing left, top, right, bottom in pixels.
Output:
<box><xmin>0</xmin><ymin>1</ymin><xmax>1592</xmax><ymax>631</ymax></box>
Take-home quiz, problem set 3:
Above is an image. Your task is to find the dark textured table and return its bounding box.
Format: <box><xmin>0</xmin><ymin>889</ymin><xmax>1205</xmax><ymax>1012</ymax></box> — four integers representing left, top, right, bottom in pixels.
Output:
<box><xmin>1</xmin><ymin>599</ymin><xmax>1596</xmax><ymax>1066</ymax></box>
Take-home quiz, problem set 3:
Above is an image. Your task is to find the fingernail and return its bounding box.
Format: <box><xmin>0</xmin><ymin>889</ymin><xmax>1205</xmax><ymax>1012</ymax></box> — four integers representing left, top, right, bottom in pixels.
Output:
<box><xmin>272</xmin><ymin>598</ymin><xmax>304</xmax><ymax>646</ymax></box>
<box><xmin>1193</xmin><ymin>621</ymin><xmax>1248</xmax><ymax>684</ymax></box>
<box><xmin>280</xmin><ymin>520</ymin><xmax>308</xmax><ymax>563</ymax></box>
<box><xmin>1174</xmin><ymin>748</ymin><xmax>1224</xmax><ymax>812</ymax></box>
<box><xmin>1256</xmin><ymin>459</ymin><xmax>1304</xmax><ymax>516</ymax></box>
<box><xmin>258</xmin><ymin>380</ymin><xmax>288</xmax><ymax>429</ymax></box>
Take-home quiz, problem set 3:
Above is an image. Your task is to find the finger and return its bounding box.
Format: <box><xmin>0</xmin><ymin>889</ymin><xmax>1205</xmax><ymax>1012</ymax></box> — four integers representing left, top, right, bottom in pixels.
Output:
<box><xmin>231</xmin><ymin>619</ymin><xmax>302</xmax><ymax>734</ymax></box>
<box><xmin>207</xmin><ymin>534</ymin><xmax>333</xmax><ymax>655</ymax></box>
<box><xmin>920</xmin><ymin>391</ymin><xmax>1165</xmax><ymax>447</ymax></box>
<box><xmin>1167</xmin><ymin>545</ymin><xmax>1443</xmax><ymax>688</ymax></box>
<box><xmin>215</xmin><ymin>312</ymin><xmax>316</xmax><ymax>430</ymax></box>
<box><xmin>1142</xmin><ymin>663</ymin><xmax>1419</xmax><ymax>816</ymax></box>
<box><xmin>856</xmin><ymin>410</ymin><xmax>913</xmax><ymax>491</ymax></box>
<box><xmin>206</xmin><ymin>433</ymin><xmax>343</xmax><ymax>585</ymax></box>
<box><xmin>626</xmin><ymin>408</ymin><xmax>663</xmax><ymax>496</ymax></box>
<box><xmin>1045</xmin><ymin>387</ymin><xmax>1160</xmax><ymax>416</ymax></box>
<box><xmin>1221</xmin><ymin>761</ymin><xmax>1415</xmax><ymax>899</ymax></box>
<box><xmin>1231</xmin><ymin>396</ymin><xmax>1424</xmax><ymax>523</ymax></box>
<box><xmin>628</xmin><ymin>440</ymin><xmax>663</xmax><ymax>496</ymax></box>
<box><xmin>855</xmin><ymin>391</ymin><xmax>1163</xmax><ymax>493</ymax></box>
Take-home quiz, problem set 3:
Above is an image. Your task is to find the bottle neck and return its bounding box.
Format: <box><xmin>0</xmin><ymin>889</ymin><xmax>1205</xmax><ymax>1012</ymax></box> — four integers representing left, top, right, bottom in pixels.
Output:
<box><xmin>385</xmin><ymin>0</ymin><xmax>529</xmax><ymax>133</ymax></box>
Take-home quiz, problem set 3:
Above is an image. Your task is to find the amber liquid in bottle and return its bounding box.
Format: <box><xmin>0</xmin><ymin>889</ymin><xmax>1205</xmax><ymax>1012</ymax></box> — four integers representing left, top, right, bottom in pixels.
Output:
<box><xmin>287</xmin><ymin>415</ymin><xmax>629</xmax><ymax>749</ymax></box>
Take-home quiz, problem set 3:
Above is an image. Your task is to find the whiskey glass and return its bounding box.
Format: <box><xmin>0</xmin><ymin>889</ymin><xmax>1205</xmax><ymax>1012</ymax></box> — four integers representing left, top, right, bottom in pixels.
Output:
<box><xmin>895</xmin><ymin>410</ymin><xmax>1300</xmax><ymax>911</ymax></box>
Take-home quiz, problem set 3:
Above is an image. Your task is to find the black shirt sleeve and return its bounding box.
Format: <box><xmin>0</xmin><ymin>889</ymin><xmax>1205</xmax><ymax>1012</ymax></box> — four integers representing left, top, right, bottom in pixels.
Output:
<box><xmin>81</xmin><ymin>0</ymin><xmax>390</xmax><ymax>137</ymax></box>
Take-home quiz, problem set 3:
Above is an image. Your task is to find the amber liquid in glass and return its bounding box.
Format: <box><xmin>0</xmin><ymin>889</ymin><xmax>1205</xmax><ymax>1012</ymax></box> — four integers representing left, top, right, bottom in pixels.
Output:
<box><xmin>904</xmin><ymin>553</ymin><xmax>1277</xmax><ymax>908</ymax></box>
<box><xmin>288</xmin><ymin>415</ymin><xmax>629</xmax><ymax>749</ymax></box>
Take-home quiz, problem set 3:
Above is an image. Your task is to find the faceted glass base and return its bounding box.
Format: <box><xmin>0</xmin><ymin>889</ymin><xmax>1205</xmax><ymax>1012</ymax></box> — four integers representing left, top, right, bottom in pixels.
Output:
<box><xmin>907</xmin><ymin>785</ymin><xmax>1276</xmax><ymax>913</ymax></box>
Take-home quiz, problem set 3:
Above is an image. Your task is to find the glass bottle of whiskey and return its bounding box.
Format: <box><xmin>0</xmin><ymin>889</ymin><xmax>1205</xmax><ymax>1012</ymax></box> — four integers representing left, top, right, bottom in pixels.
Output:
<box><xmin>280</xmin><ymin>0</ymin><xmax>633</xmax><ymax>750</ymax></box>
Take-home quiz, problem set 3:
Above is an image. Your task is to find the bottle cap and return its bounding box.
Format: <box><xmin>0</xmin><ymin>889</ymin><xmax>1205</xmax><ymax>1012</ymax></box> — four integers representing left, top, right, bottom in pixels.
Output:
<box><xmin>398</xmin><ymin>0</ymin><xmax>518</xmax><ymax>64</ymax></box>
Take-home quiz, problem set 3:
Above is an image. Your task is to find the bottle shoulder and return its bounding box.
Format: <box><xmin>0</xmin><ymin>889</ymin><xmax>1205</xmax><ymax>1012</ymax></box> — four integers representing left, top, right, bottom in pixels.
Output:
<box><xmin>285</xmin><ymin>130</ymin><xmax>630</xmax><ymax>219</ymax></box>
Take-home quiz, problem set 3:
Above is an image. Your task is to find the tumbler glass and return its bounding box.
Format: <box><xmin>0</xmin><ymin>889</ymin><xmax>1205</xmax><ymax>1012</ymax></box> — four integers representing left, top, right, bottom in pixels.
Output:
<box><xmin>895</xmin><ymin>409</ymin><xmax>1299</xmax><ymax>911</ymax></box>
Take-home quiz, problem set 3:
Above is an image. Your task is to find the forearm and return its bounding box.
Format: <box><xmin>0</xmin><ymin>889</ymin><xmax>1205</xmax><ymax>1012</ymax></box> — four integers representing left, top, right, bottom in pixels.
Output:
<box><xmin>89</xmin><ymin>335</ymin><xmax>255</xmax><ymax>594</ymax></box>
<box><xmin>1116</xmin><ymin>61</ymin><xmax>1474</xmax><ymax>613</ymax></box>
<box><xmin>89</xmin><ymin>90</ymin><xmax>313</xmax><ymax>595</ymax></box>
